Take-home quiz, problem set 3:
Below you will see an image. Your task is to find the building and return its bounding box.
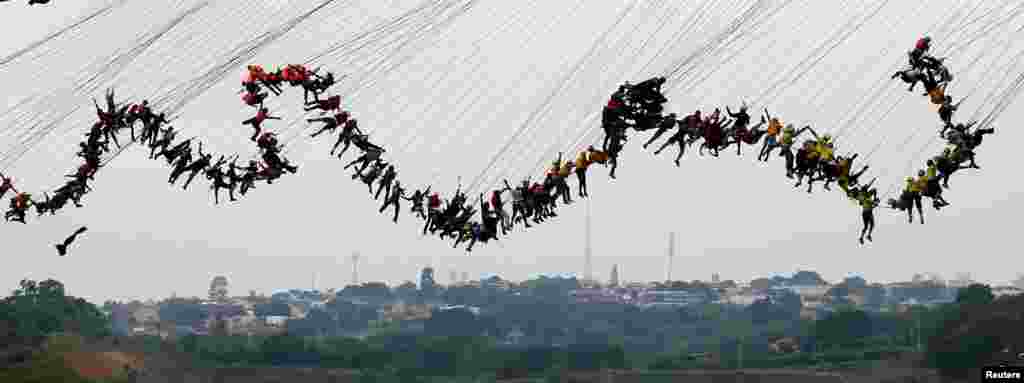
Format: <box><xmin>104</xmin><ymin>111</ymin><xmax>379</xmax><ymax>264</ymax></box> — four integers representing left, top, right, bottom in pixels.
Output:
<box><xmin>570</xmin><ymin>288</ymin><xmax>625</xmax><ymax>304</ymax></box>
<box><xmin>131</xmin><ymin>306</ymin><xmax>160</xmax><ymax>324</ymax></box>
<box><xmin>636</xmin><ymin>289</ymin><xmax>708</xmax><ymax>307</ymax></box>
<box><xmin>992</xmin><ymin>286</ymin><xmax>1023</xmax><ymax>298</ymax></box>
<box><xmin>264</xmin><ymin>316</ymin><xmax>288</xmax><ymax>327</ymax></box>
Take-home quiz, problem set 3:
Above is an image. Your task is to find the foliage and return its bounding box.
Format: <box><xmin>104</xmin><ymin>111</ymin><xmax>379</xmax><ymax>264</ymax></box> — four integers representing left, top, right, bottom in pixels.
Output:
<box><xmin>813</xmin><ymin>308</ymin><xmax>872</xmax><ymax>349</ymax></box>
<box><xmin>955</xmin><ymin>283</ymin><xmax>994</xmax><ymax>306</ymax></box>
<box><xmin>925</xmin><ymin>293</ymin><xmax>1024</xmax><ymax>378</ymax></box>
<box><xmin>0</xmin><ymin>279</ymin><xmax>109</xmax><ymax>338</ymax></box>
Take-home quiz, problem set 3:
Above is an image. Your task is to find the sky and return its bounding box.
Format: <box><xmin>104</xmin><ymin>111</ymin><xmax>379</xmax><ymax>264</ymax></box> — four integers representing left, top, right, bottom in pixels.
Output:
<box><xmin>2</xmin><ymin>0</ymin><xmax>1023</xmax><ymax>302</ymax></box>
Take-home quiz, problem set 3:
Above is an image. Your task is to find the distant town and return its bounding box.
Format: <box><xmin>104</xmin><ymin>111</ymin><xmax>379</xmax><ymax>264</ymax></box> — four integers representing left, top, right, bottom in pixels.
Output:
<box><xmin>106</xmin><ymin>267</ymin><xmax>1024</xmax><ymax>342</ymax></box>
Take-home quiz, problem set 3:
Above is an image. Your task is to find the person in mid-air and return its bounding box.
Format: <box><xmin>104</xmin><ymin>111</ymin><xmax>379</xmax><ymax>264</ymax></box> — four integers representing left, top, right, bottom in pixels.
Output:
<box><xmin>55</xmin><ymin>227</ymin><xmax>88</xmax><ymax>256</ymax></box>
<box><xmin>305</xmin><ymin>95</ymin><xmax>342</xmax><ymax>114</ymax></box>
<box><xmin>242</xmin><ymin>107</ymin><xmax>281</xmax><ymax>141</ymax></box>
<box><xmin>181</xmin><ymin>143</ymin><xmax>213</xmax><ymax>190</ymax></box>
<box><xmin>379</xmin><ymin>180</ymin><xmax>405</xmax><ymax>223</ymax></box>
<box><xmin>853</xmin><ymin>188</ymin><xmax>878</xmax><ymax>245</ymax></box>
<box><xmin>308</xmin><ymin>111</ymin><xmax>350</xmax><ymax>138</ymax></box>
<box><xmin>0</xmin><ymin>173</ymin><xmax>16</xmax><ymax>201</ymax></box>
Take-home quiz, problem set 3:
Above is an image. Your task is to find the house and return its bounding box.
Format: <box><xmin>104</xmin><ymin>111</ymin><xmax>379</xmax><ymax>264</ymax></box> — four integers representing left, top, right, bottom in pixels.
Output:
<box><xmin>437</xmin><ymin>304</ymin><xmax>481</xmax><ymax>315</ymax></box>
<box><xmin>636</xmin><ymin>289</ymin><xmax>708</xmax><ymax>307</ymax></box>
<box><xmin>724</xmin><ymin>291</ymin><xmax>767</xmax><ymax>306</ymax></box>
<box><xmin>288</xmin><ymin>303</ymin><xmax>308</xmax><ymax>319</ymax></box>
<box><xmin>992</xmin><ymin>286</ymin><xmax>1023</xmax><ymax>298</ymax></box>
<box><xmin>503</xmin><ymin>328</ymin><xmax>525</xmax><ymax>345</ymax></box>
<box><xmin>570</xmin><ymin>288</ymin><xmax>625</xmax><ymax>304</ymax></box>
<box><xmin>131</xmin><ymin>306</ymin><xmax>160</xmax><ymax>324</ymax></box>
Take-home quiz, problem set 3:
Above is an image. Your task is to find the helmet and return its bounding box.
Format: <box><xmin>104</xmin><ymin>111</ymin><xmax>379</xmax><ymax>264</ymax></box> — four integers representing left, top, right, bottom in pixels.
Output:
<box><xmin>923</xmin><ymin>36</ymin><xmax>931</xmax><ymax>42</ymax></box>
<box><xmin>906</xmin><ymin>177</ymin><xmax>913</xmax><ymax>182</ymax></box>
<box><xmin>822</xmin><ymin>134</ymin><xmax>832</xmax><ymax>142</ymax></box>
<box><xmin>917</xmin><ymin>170</ymin><xmax>926</xmax><ymax>176</ymax></box>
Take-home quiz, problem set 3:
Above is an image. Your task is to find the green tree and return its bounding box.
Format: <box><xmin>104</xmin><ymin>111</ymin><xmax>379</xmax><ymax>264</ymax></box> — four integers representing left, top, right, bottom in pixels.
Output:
<box><xmin>814</xmin><ymin>308</ymin><xmax>872</xmax><ymax>349</ymax></box>
<box><xmin>1</xmin><ymin>279</ymin><xmax>108</xmax><ymax>338</ymax></box>
<box><xmin>955</xmin><ymin>283</ymin><xmax>994</xmax><ymax>306</ymax></box>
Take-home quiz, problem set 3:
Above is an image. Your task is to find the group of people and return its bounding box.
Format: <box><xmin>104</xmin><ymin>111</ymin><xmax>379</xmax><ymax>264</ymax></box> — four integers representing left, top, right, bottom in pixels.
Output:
<box><xmin>3</xmin><ymin>34</ymin><xmax>995</xmax><ymax>253</ymax></box>
<box><xmin>595</xmin><ymin>75</ymin><xmax>882</xmax><ymax>244</ymax></box>
<box><xmin>0</xmin><ymin>0</ymin><xmax>52</xmax><ymax>5</ymax></box>
<box><xmin>887</xmin><ymin>36</ymin><xmax>993</xmax><ymax>226</ymax></box>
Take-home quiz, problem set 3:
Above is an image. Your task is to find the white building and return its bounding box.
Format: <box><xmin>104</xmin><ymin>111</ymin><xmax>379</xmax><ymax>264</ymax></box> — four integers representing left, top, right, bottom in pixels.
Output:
<box><xmin>992</xmin><ymin>286</ymin><xmax>1023</xmax><ymax>298</ymax></box>
<box><xmin>265</xmin><ymin>316</ymin><xmax>288</xmax><ymax>327</ymax></box>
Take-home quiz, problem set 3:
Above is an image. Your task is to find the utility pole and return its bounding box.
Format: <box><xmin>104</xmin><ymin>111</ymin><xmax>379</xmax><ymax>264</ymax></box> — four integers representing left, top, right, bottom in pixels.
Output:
<box><xmin>351</xmin><ymin>252</ymin><xmax>361</xmax><ymax>286</ymax></box>
<box><xmin>666</xmin><ymin>232</ymin><xmax>675</xmax><ymax>283</ymax></box>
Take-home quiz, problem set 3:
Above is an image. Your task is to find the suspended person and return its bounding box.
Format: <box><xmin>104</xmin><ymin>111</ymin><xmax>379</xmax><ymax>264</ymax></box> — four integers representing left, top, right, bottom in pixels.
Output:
<box><xmin>891</xmin><ymin>67</ymin><xmax>927</xmax><ymax>92</ymax></box>
<box><xmin>55</xmin><ymin>226</ymin><xmax>88</xmax><ymax>256</ymax></box>
<box><xmin>243</xmin><ymin>107</ymin><xmax>281</xmax><ymax>141</ymax></box>
<box><xmin>379</xmin><ymin>180</ymin><xmax>405</xmax><ymax>223</ymax></box>
<box><xmin>238</xmin><ymin>160</ymin><xmax>260</xmax><ymax>196</ymax></box>
<box><xmin>304</xmin><ymin>95</ymin><xmax>341</xmax><ymax>114</ymax></box>
<box><xmin>308</xmin><ymin>111</ymin><xmax>350</xmax><ymax>138</ymax></box>
<box><xmin>0</xmin><ymin>173</ymin><xmax>16</xmax><ymax>200</ymax></box>
<box><xmin>149</xmin><ymin>126</ymin><xmax>177</xmax><ymax>160</ymax></box>
<box><xmin>167</xmin><ymin>144</ymin><xmax>194</xmax><ymax>186</ymax></box>
<box><xmin>358</xmin><ymin>160</ymin><xmax>386</xmax><ymax>194</ymax></box>
<box><xmin>142</xmin><ymin>112</ymin><xmax>170</xmax><ymax>147</ymax></box>
<box><xmin>242</xmin><ymin>90</ymin><xmax>268</xmax><ymax>108</ymax></box>
<box><xmin>205</xmin><ymin>156</ymin><xmax>232</xmax><ymax>204</ymax></box>
<box><xmin>606</xmin><ymin>128</ymin><xmax>626</xmax><ymax>179</ymax></box>
<box><xmin>332</xmin><ymin>119</ymin><xmax>364</xmax><ymax>157</ymax></box>
<box><xmin>309</xmin><ymin>71</ymin><xmax>339</xmax><ymax>99</ymax></box>
<box><xmin>256</xmin><ymin>131</ymin><xmax>280</xmax><ymax>153</ymax></box>
<box><xmin>344</xmin><ymin>147</ymin><xmax>383</xmax><ymax>179</ymax></box>
<box><xmin>404</xmin><ymin>186</ymin><xmax>430</xmax><ymax>220</ymax></box>
<box><xmin>158</xmin><ymin>137</ymin><xmax>192</xmax><ymax>165</ymax></box>
<box><xmin>937</xmin><ymin>95</ymin><xmax>959</xmax><ymax>131</ymax></box>
<box><xmin>489</xmin><ymin>188</ymin><xmax>509</xmax><ymax>234</ymax></box>
<box><xmin>642</xmin><ymin>113</ymin><xmax>678</xmax><ymax>149</ymax></box>
<box><xmin>904</xmin><ymin>176</ymin><xmax>924</xmax><ymax>224</ymax></box>
<box><xmin>423</xmin><ymin>191</ymin><xmax>443</xmax><ymax>234</ymax></box>
<box><xmin>375</xmin><ymin>165</ymin><xmax>397</xmax><ymax>200</ymax></box>
<box><xmin>921</xmin><ymin>164</ymin><xmax>950</xmax><ymax>209</ymax></box>
<box><xmin>725</xmin><ymin>103</ymin><xmax>752</xmax><ymax>156</ymax></box>
<box><xmin>854</xmin><ymin>188</ymin><xmax>878</xmax><ymax>245</ymax></box>
<box><xmin>181</xmin><ymin>143</ymin><xmax>213</xmax><ymax>190</ymax></box>
<box><xmin>908</xmin><ymin>36</ymin><xmax>932</xmax><ymax>68</ymax></box>
<box><xmin>5</xmin><ymin>192</ymin><xmax>32</xmax><ymax>224</ymax></box>
<box><xmin>574</xmin><ymin>148</ymin><xmax>593</xmax><ymax>197</ymax></box>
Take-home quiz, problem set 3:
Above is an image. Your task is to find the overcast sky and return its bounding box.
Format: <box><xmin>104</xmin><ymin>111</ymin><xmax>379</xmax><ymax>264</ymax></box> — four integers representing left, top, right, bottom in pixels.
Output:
<box><xmin>2</xmin><ymin>0</ymin><xmax>1022</xmax><ymax>302</ymax></box>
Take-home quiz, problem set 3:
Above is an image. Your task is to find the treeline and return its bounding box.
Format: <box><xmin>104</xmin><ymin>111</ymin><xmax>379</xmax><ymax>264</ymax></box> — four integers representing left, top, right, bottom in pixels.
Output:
<box><xmin>177</xmin><ymin>333</ymin><xmax>627</xmax><ymax>379</ymax></box>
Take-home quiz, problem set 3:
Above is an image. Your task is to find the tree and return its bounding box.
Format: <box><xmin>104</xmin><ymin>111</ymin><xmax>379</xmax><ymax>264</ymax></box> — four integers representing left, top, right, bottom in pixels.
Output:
<box><xmin>814</xmin><ymin>308</ymin><xmax>872</xmax><ymax>348</ymax></box>
<box><xmin>1</xmin><ymin>279</ymin><xmax>108</xmax><ymax>338</ymax></box>
<box><xmin>208</xmin><ymin>276</ymin><xmax>229</xmax><ymax>303</ymax></box>
<box><xmin>425</xmin><ymin>307</ymin><xmax>480</xmax><ymax>336</ymax></box>
<box><xmin>956</xmin><ymin>283</ymin><xmax>994</xmax><ymax>306</ymax></box>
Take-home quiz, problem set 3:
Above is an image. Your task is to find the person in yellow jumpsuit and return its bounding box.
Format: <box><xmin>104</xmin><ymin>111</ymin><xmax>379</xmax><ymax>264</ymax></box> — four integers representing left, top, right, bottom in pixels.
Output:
<box><xmin>905</xmin><ymin>176</ymin><xmax>924</xmax><ymax>224</ymax></box>
<box><xmin>855</xmin><ymin>188</ymin><xmax>878</xmax><ymax>245</ymax></box>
